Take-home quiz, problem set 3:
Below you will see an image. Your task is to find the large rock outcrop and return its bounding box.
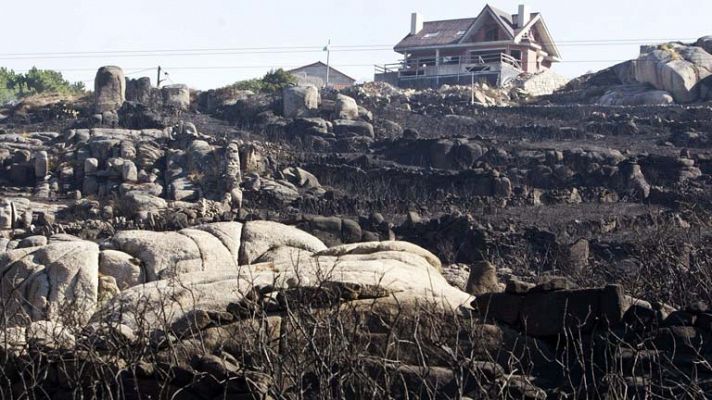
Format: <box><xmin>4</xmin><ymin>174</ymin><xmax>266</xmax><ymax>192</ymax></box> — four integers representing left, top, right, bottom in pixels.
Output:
<box><xmin>239</xmin><ymin>220</ymin><xmax>326</xmax><ymax>264</ymax></box>
<box><xmin>551</xmin><ymin>38</ymin><xmax>712</xmax><ymax>105</ymax></box>
<box><xmin>634</xmin><ymin>43</ymin><xmax>712</xmax><ymax>103</ymax></box>
<box><xmin>335</xmin><ymin>94</ymin><xmax>359</xmax><ymax>119</ymax></box>
<box><xmin>0</xmin><ymin>240</ymin><xmax>100</xmax><ymax>326</ymax></box>
<box><xmin>598</xmin><ymin>84</ymin><xmax>675</xmax><ymax>106</ymax></box>
<box><xmin>474</xmin><ymin>280</ymin><xmax>628</xmax><ymax>338</ymax></box>
<box><xmin>0</xmin><ymin>223</ymin><xmax>471</xmax><ymax>362</ymax></box>
<box><xmin>110</xmin><ymin>225</ymin><xmax>241</xmax><ymax>281</ymax></box>
<box><xmin>282</xmin><ymin>85</ymin><xmax>319</xmax><ymax>118</ymax></box>
<box><xmin>514</xmin><ymin>70</ymin><xmax>570</xmax><ymax>97</ymax></box>
<box><xmin>98</xmin><ymin>238</ymin><xmax>469</xmax><ymax>331</ymax></box>
<box><xmin>125</xmin><ymin>76</ymin><xmax>153</xmax><ymax>104</ymax></box>
<box><xmin>94</xmin><ymin>66</ymin><xmax>126</xmax><ymax>113</ymax></box>
<box><xmin>0</xmin><ymin>221</ymin><xmax>469</xmax><ymax>336</ymax></box>
<box><xmin>697</xmin><ymin>36</ymin><xmax>712</xmax><ymax>55</ymax></box>
<box><xmin>161</xmin><ymin>84</ymin><xmax>191</xmax><ymax>111</ymax></box>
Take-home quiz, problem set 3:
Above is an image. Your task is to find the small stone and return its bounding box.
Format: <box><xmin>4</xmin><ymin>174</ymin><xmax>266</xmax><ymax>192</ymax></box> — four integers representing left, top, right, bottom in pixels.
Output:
<box><xmin>33</xmin><ymin>151</ymin><xmax>49</xmax><ymax>178</ymax></box>
<box><xmin>686</xmin><ymin>301</ymin><xmax>709</xmax><ymax>314</ymax></box>
<box><xmin>37</xmin><ymin>212</ymin><xmax>55</xmax><ymax>227</ymax></box>
<box><xmin>161</xmin><ymin>84</ymin><xmax>190</xmax><ymax>111</ymax></box>
<box><xmin>230</xmin><ymin>188</ymin><xmax>243</xmax><ymax>210</ymax></box>
<box><xmin>335</xmin><ymin>94</ymin><xmax>359</xmax><ymax>120</ymax></box>
<box><xmin>406</xmin><ymin>210</ymin><xmax>421</xmax><ymax>225</ymax></box>
<box><xmin>403</xmin><ymin>128</ymin><xmax>419</xmax><ymax>139</ymax></box>
<box><xmin>505</xmin><ymin>278</ymin><xmax>535</xmax><ymax>295</ymax></box>
<box><xmin>84</xmin><ymin>158</ymin><xmax>99</xmax><ymax>175</ymax></box>
<box><xmin>694</xmin><ymin>313</ymin><xmax>712</xmax><ymax>331</ymax></box>
<box><xmin>283</xmin><ymin>85</ymin><xmax>319</xmax><ymax>118</ymax></box>
<box><xmin>121</xmin><ymin>160</ymin><xmax>138</xmax><ymax>182</ymax></box>
<box><xmin>530</xmin><ymin>276</ymin><xmax>577</xmax><ymax>292</ymax></box>
<box><xmin>465</xmin><ymin>261</ymin><xmax>504</xmax><ymax>296</ymax></box>
<box><xmin>191</xmin><ymin>354</ymin><xmax>240</xmax><ymax>379</ymax></box>
<box><xmin>663</xmin><ymin>311</ymin><xmax>696</xmax><ymax>327</ymax></box>
<box><xmin>17</xmin><ymin>235</ymin><xmax>48</xmax><ymax>248</ymax></box>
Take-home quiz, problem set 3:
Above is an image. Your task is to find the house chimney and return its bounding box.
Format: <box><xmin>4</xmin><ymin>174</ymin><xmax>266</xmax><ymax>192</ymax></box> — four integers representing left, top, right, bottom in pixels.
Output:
<box><xmin>411</xmin><ymin>12</ymin><xmax>424</xmax><ymax>35</ymax></box>
<box><xmin>518</xmin><ymin>4</ymin><xmax>531</xmax><ymax>28</ymax></box>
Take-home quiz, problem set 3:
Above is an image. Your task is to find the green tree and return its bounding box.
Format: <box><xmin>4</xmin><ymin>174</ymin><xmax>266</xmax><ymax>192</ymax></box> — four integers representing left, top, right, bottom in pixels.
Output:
<box><xmin>260</xmin><ymin>68</ymin><xmax>297</xmax><ymax>92</ymax></box>
<box><xmin>0</xmin><ymin>67</ymin><xmax>20</xmax><ymax>103</ymax></box>
<box><xmin>0</xmin><ymin>67</ymin><xmax>85</xmax><ymax>103</ymax></box>
<box><xmin>230</xmin><ymin>68</ymin><xmax>297</xmax><ymax>93</ymax></box>
<box><xmin>231</xmin><ymin>78</ymin><xmax>266</xmax><ymax>92</ymax></box>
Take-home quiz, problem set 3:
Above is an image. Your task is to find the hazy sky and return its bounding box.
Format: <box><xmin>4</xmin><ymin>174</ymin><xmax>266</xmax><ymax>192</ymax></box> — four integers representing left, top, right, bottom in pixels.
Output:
<box><xmin>1</xmin><ymin>0</ymin><xmax>710</xmax><ymax>90</ymax></box>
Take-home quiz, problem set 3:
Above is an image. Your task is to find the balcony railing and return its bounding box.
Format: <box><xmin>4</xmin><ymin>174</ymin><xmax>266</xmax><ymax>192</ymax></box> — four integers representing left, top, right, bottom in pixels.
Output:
<box><xmin>375</xmin><ymin>53</ymin><xmax>522</xmax><ymax>76</ymax></box>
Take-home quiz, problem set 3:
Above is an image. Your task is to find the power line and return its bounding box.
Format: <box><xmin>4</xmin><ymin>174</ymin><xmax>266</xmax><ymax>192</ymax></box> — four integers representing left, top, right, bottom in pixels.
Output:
<box><xmin>6</xmin><ymin>56</ymin><xmax>694</xmax><ymax>76</ymax></box>
<box><xmin>0</xmin><ymin>47</ymin><xmax>395</xmax><ymax>60</ymax></box>
<box><xmin>0</xmin><ymin>49</ymin><xmax>395</xmax><ymax>61</ymax></box>
<box><xmin>0</xmin><ymin>45</ymin><xmax>673</xmax><ymax>61</ymax></box>
<box><xmin>0</xmin><ymin>44</ymin><xmax>396</xmax><ymax>57</ymax></box>
<box><xmin>125</xmin><ymin>67</ymin><xmax>156</xmax><ymax>76</ymax></box>
<box><xmin>552</xmin><ymin>37</ymin><xmax>697</xmax><ymax>43</ymax></box>
<box><xmin>3</xmin><ymin>36</ymin><xmax>702</xmax><ymax>83</ymax></box>
<box><xmin>0</xmin><ymin>37</ymin><xmax>700</xmax><ymax>61</ymax></box>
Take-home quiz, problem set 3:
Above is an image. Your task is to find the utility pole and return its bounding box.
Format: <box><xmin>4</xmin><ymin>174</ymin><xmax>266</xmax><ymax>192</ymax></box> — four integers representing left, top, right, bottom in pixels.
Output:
<box><xmin>323</xmin><ymin>40</ymin><xmax>331</xmax><ymax>88</ymax></box>
<box><xmin>471</xmin><ymin>72</ymin><xmax>475</xmax><ymax>105</ymax></box>
<box><xmin>157</xmin><ymin>66</ymin><xmax>167</xmax><ymax>88</ymax></box>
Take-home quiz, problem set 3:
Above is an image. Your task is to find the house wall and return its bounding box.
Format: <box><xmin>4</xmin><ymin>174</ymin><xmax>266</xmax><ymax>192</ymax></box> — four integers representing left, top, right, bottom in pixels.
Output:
<box><xmin>406</xmin><ymin>46</ymin><xmax>513</xmax><ymax>64</ymax></box>
<box><xmin>521</xmin><ymin>49</ymin><xmax>540</xmax><ymax>73</ymax></box>
<box><xmin>469</xmin><ymin>23</ymin><xmax>509</xmax><ymax>43</ymax></box>
<box><xmin>383</xmin><ymin>73</ymin><xmax>501</xmax><ymax>89</ymax></box>
<box><xmin>462</xmin><ymin>12</ymin><xmax>510</xmax><ymax>44</ymax></box>
<box><xmin>290</xmin><ymin>64</ymin><xmax>355</xmax><ymax>89</ymax></box>
<box><xmin>397</xmin><ymin>43</ymin><xmax>550</xmax><ymax>82</ymax></box>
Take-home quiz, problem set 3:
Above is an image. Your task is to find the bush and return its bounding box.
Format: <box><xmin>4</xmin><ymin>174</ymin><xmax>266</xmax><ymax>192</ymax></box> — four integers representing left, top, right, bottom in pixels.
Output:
<box><xmin>0</xmin><ymin>68</ymin><xmax>19</xmax><ymax>103</ymax></box>
<box><xmin>0</xmin><ymin>67</ymin><xmax>85</xmax><ymax>103</ymax></box>
<box><xmin>230</xmin><ymin>68</ymin><xmax>297</xmax><ymax>93</ymax></box>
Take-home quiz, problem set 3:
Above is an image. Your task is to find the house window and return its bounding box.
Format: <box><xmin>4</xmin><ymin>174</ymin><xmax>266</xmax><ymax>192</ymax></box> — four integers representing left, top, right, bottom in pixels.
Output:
<box><xmin>510</xmin><ymin>50</ymin><xmax>522</xmax><ymax>61</ymax></box>
<box><xmin>485</xmin><ymin>27</ymin><xmax>499</xmax><ymax>41</ymax></box>
<box><xmin>423</xmin><ymin>32</ymin><xmax>441</xmax><ymax>38</ymax></box>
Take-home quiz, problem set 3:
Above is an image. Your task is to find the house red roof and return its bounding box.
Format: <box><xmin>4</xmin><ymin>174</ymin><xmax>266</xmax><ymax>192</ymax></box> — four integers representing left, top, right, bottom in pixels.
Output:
<box><xmin>393</xmin><ymin>4</ymin><xmax>556</xmax><ymax>59</ymax></box>
<box><xmin>395</xmin><ymin>18</ymin><xmax>476</xmax><ymax>49</ymax></box>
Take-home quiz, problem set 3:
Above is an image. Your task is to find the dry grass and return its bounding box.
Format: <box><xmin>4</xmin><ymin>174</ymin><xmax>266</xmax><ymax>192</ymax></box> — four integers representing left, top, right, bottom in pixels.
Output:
<box><xmin>0</xmin><ymin>252</ymin><xmax>710</xmax><ymax>399</ymax></box>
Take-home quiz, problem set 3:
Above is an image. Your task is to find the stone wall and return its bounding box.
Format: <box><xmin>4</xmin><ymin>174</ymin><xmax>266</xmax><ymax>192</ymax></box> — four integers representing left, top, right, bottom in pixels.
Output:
<box><xmin>516</xmin><ymin>70</ymin><xmax>570</xmax><ymax>97</ymax></box>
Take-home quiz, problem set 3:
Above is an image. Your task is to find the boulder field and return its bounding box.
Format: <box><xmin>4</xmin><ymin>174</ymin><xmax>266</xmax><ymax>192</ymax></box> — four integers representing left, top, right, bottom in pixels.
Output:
<box><xmin>2</xmin><ymin>41</ymin><xmax>712</xmax><ymax>397</ymax></box>
<box><xmin>2</xmin><ymin>221</ymin><xmax>708</xmax><ymax>398</ymax></box>
<box><xmin>0</xmin><ymin>220</ymin><xmax>468</xmax><ymax>332</ymax></box>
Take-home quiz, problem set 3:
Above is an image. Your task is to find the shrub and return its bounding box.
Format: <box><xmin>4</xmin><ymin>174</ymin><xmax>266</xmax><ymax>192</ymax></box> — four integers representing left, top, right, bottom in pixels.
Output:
<box><xmin>0</xmin><ymin>67</ymin><xmax>85</xmax><ymax>103</ymax></box>
<box><xmin>230</xmin><ymin>68</ymin><xmax>297</xmax><ymax>93</ymax></box>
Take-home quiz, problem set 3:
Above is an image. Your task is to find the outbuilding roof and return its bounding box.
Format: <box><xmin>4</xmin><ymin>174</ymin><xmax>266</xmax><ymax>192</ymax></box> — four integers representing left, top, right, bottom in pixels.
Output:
<box><xmin>288</xmin><ymin>61</ymin><xmax>357</xmax><ymax>83</ymax></box>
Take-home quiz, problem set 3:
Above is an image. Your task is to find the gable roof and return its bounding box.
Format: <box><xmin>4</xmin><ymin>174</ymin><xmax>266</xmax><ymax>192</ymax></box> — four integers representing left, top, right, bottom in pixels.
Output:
<box><xmin>288</xmin><ymin>61</ymin><xmax>357</xmax><ymax>83</ymax></box>
<box><xmin>456</xmin><ymin>4</ymin><xmax>516</xmax><ymax>45</ymax></box>
<box><xmin>483</xmin><ymin>4</ymin><xmax>516</xmax><ymax>38</ymax></box>
<box><xmin>526</xmin><ymin>15</ymin><xmax>561</xmax><ymax>60</ymax></box>
<box><xmin>393</xmin><ymin>4</ymin><xmax>560</xmax><ymax>61</ymax></box>
<box><xmin>394</xmin><ymin>18</ymin><xmax>475</xmax><ymax>50</ymax></box>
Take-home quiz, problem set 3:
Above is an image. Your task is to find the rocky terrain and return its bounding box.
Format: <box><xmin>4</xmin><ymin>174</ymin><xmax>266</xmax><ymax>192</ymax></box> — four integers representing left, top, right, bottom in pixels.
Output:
<box><xmin>1</xmin><ymin>37</ymin><xmax>712</xmax><ymax>399</ymax></box>
<box><xmin>550</xmin><ymin>36</ymin><xmax>712</xmax><ymax>106</ymax></box>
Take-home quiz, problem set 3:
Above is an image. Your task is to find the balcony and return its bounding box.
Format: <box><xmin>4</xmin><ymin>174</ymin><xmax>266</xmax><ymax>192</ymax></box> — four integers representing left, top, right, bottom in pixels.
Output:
<box><xmin>375</xmin><ymin>53</ymin><xmax>523</xmax><ymax>88</ymax></box>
